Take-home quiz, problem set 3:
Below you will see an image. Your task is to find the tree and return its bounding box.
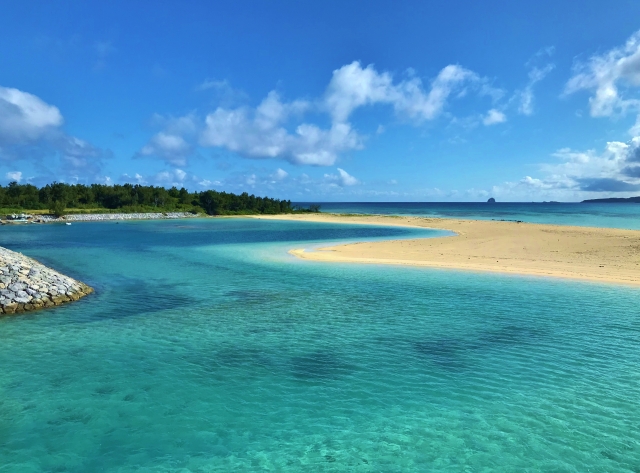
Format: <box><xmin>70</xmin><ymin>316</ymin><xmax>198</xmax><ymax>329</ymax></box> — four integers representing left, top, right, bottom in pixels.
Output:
<box><xmin>49</xmin><ymin>200</ymin><xmax>66</xmax><ymax>217</ymax></box>
<box><xmin>199</xmin><ymin>190</ymin><xmax>221</xmax><ymax>215</ymax></box>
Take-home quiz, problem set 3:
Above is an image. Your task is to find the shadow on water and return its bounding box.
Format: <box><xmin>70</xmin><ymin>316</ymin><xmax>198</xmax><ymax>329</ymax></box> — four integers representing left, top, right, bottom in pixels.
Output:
<box><xmin>476</xmin><ymin>324</ymin><xmax>548</xmax><ymax>348</ymax></box>
<box><xmin>79</xmin><ymin>278</ymin><xmax>194</xmax><ymax>321</ymax></box>
<box><xmin>182</xmin><ymin>346</ymin><xmax>277</xmax><ymax>378</ymax></box>
<box><xmin>290</xmin><ymin>351</ymin><xmax>353</xmax><ymax>380</ymax></box>
<box><xmin>411</xmin><ymin>324</ymin><xmax>549</xmax><ymax>371</ymax></box>
<box><xmin>224</xmin><ymin>289</ymin><xmax>276</xmax><ymax>305</ymax></box>
<box><xmin>184</xmin><ymin>346</ymin><xmax>354</xmax><ymax>383</ymax></box>
<box><xmin>214</xmin><ymin>346</ymin><xmax>274</xmax><ymax>370</ymax></box>
<box><xmin>413</xmin><ymin>338</ymin><xmax>469</xmax><ymax>371</ymax></box>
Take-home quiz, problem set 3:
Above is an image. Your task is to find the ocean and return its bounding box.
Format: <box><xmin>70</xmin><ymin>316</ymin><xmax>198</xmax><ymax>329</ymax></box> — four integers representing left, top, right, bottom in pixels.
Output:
<box><xmin>1</xmin><ymin>213</ymin><xmax>639</xmax><ymax>472</ymax></box>
<box><xmin>307</xmin><ymin>202</ymin><xmax>640</xmax><ymax>229</ymax></box>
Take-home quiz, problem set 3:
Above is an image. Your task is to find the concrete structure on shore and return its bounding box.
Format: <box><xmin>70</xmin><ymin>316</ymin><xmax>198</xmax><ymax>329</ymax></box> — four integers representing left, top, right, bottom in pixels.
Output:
<box><xmin>0</xmin><ymin>246</ymin><xmax>93</xmax><ymax>315</ymax></box>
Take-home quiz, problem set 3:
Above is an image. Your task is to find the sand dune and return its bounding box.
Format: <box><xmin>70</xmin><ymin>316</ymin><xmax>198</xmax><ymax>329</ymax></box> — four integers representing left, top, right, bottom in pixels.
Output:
<box><xmin>253</xmin><ymin>214</ymin><xmax>640</xmax><ymax>286</ymax></box>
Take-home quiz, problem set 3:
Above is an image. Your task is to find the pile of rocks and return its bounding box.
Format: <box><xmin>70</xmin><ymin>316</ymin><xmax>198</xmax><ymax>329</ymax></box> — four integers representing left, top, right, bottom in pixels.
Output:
<box><xmin>34</xmin><ymin>212</ymin><xmax>199</xmax><ymax>223</ymax></box>
<box><xmin>0</xmin><ymin>246</ymin><xmax>93</xmax><ymax>315</ymax></box>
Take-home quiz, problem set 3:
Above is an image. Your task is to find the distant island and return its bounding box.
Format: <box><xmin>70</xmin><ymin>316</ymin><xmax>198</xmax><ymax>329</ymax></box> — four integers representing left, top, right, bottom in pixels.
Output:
<box><xmin>0</xmin><ymin>181</ymin><xmax>320</xmax><ymax>216</ymax></box>
<box><xmin>582</xmin><ymin>196</ymin><xmax>640</xmax><ymax>203</ymax></box>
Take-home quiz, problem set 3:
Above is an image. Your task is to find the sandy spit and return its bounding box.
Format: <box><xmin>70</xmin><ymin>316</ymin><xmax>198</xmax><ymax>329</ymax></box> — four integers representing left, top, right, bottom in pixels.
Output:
<box><xmin>250</xmin><ymin>213</ymin><xmax>640</xmax><ymax>287</ymax></box>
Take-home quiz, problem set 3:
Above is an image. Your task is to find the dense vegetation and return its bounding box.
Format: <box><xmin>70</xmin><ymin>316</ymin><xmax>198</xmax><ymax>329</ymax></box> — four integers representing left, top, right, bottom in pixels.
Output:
<box><xmin>0</xmin><ymin>181</ymin><xmax>316</xmax><ymax>216</ymax></box>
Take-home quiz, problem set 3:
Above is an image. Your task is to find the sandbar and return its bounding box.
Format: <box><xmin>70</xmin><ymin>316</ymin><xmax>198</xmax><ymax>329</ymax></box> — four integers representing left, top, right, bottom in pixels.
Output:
<box><xmin>252</xmin><ymin>214</ymin><xmax>640</xmax><ymax>287</ymax></box>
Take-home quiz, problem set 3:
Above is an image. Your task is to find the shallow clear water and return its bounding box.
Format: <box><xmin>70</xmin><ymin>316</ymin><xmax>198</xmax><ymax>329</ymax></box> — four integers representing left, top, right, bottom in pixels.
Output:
<box><xmin>310</xmin><ymin>202</ymin><xmax>640</xmax><ymax>229</ymax></box>
<box><xmin>1</xmin><ymin>218</ymin><xmax>640</xmax><ymax>472</ymax></box>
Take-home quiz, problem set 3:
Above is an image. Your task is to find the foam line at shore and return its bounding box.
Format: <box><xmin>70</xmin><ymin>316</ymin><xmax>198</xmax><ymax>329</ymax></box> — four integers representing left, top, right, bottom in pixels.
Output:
<box><xmin>251</xmin><ymin>213</ymin><xmax>640</xmax><ymax>287</ymax></box>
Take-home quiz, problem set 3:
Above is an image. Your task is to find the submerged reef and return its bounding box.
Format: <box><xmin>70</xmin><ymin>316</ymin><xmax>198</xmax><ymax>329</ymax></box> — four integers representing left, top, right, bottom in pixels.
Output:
<box><xmin>0</xmin><ymin>246</ymin><xmax>92</xmax><ymax>315</ymax></box>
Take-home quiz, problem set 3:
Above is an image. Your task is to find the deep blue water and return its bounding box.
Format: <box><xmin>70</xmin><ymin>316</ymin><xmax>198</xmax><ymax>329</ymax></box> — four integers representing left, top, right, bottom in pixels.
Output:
<box><xmin>303</xmin><ymin>202</ymin><xmax>640</xmax><ymax>229</ymax></box>
<box><xmin>1</xmin><ymin>218</ymin><xmax>639</xmax><ymax>472</ymax></box>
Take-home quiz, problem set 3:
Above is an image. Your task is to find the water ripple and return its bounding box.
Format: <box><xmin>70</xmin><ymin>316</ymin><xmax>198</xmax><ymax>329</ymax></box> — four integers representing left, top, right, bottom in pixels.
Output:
<box><xmin>0</xmin><ymin>219</ymin><xmax>639</xmax><ymax>471</ymax></box>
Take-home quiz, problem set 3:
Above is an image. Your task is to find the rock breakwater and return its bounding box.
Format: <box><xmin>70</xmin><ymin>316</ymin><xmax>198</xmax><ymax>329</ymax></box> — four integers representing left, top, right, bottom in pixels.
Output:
<box><xmin>0</xmin><ymin>246</ymin><xmax>93</xmax><ymax>315</ymax></box>
<box><xmin>32</xmin><ymin>211</ymin><xmax>199</xmax><ymax>223</ymax></box>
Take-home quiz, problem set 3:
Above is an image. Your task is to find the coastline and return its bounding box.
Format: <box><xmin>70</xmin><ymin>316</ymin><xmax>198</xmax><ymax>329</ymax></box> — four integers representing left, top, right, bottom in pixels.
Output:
<box><xmin>252</xmin><ymin>213</ymin><xmax>640</xmax><ymax>287</ymax></box>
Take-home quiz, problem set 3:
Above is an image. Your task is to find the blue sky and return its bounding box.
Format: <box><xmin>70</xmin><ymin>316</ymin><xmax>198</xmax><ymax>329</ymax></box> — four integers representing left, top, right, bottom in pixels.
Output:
<box><xmin>1</xmin><ymin>1</ymin><xmax>640</xmax><ymax>201</ymax></box>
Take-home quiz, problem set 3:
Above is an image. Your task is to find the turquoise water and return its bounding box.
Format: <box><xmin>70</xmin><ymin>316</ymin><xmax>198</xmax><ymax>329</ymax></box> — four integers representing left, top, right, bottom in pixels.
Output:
<box><xmin>1</xmin><ymin>218</ymin><xmax>640</xmax><ymax>472</ymax></box>
<box><xmin>310</xmin><ymin>202</ymin><xmax>640</xmax><ymax>229</ymax></box>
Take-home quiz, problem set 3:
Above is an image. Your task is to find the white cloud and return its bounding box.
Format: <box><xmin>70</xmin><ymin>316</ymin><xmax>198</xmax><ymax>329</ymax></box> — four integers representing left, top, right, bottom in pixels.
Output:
<box><xmin>483</xmin><ymin>109</ymin><xmax>507</xmax><ymax>126</ymax></box>
<box><xmin>565</xmin><ymin>30</ymin><xmax>640</xmax><ymax>117</ymax></box>
<box><xmin>121</xmin><ymin>173</ymin><xmax>146</xmax><ymax>184</ymax></box>
<box><xmin>518</xmin><ymin>63</ymin><xmax>554</xmax><ymax>115</ymax></box>
<box><xmin>153</xmin><ymin>168</ymin><xmax>189</xmax><ymax>187</ymax></box>
<box><xmin>60</xmin><ymin>136</ymin><xmax>106</xmax><ymax>172</ymax></box>
<box><xmin>272</xmin><ymin>168</ymin><xmax>288</xmax><ymax>180</ymax></box>
<box><xmin>491</xmin><ymin>137</ymin><xmax>640</xmax><ymax>200</ymax></box>
<box><xmin>197</xmin><ymin>79</ymin><xmax>229</xmax><ymax>92</ymax></box>
<box><xmin>486</xmin><ymin>35</ymin><xmax>640</xmax><ymax>200</ymax></box>
<box><xmin>0</xmin><ymin>86</ymin><xmax>63</xmax><ymax>143</ymax></box>
<box><xmin>120</xmin><ymin>169</ymin><xmax>218</xmax><ymax>189</ymax></box>
<box><xmin>139</xmin><ymin>132</ymin><xmax>192</xmax><ymax>166</ymax></box>
<box><xmin>5</xmin><ymin>171</ymin><xmax>22</xmax><ymax>182</ymax></box>
<box><xmin>0</xmin><ymin>85</ymin><xmax>108</xmax><ymax>182</ymax></box>
<box><xmin>324</xmin><ymin>62</ymin><xmax>482</xmax><ymax>123</ymax></box>
<box><xmin>324</xmin><ymin>167</ymin><xmax>359</xmax><ymax>186</ymax></box>
<box><xmin>191</xmin><ymin>62</ymin><xmax>501</xmax><ymax>167</ymax></box>
<box><xmin>137</xmin><ymin>113</ymin><xmax>199</xmax><ymax>166</ymax></box>
<box><xmin>487</xmin><ymin>33</ymin><xmax>640</xmax><ymax>200</ymax></box>
<box><xmin>200</xmin><ymin>91</ymin><xmax>359</xmax><ymax>166</ymax></box>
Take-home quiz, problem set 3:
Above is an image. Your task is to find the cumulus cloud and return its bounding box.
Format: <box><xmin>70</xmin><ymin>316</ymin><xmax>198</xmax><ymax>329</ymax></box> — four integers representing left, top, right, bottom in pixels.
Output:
<box><xmin>5</xmin><ymin>171</ymin><xmax>22</xmax><ymax>182</ymax></box>
<box><xmin>324</xmin><ymin>168</ymin><xmax>359</xmax><ymax>186</ymax></box>
<box><xmin>155</xmin><ymin>168</ymin><xmax>187</xmax><ymax>184</ymax></box>
<box><xmin>243</xmin><ymin>174</ymin><xmax>255</xmax><ymax>186</ymax></box>
<box><xmin>565</xmin><ymin>30</ymin><xmax>640</xmax><ymax>117</ymax></box>
<box><xmin>525</xmin><ymin>34</ymin><xmax>640</xmax><ymax>196</ymax></box>
<box><xmin>492</xmin><ymin>137</ymin><xmax>640</xmax><ymax>200</ymax></box>
<box><xmin>119</xmin><ymin>169</ymin><xmax>220</xmax><ymax>189</ymax></box>
<box><xmin>325</xmin><ymin>62</ymin><xmax>483</xmax><ymax>123</ymax></box>
<box><xmin>0</xmin><ymin>85</ymin><xmax>108</xmax><ymax>181</ymax></box>
<box><xmin>200</xmin><ymin>91</ymin><xmax>360</xmax><ymax>166</ymax></box>
<box><xmin>120</xmin><ymin>173</ymin><xmax>146</xmax><ymax>184</ymax></box>
<box><xmin>483</xmin><ymin>108</ymin><xmax>507</xmax><ymax>125</ymax></box>
<box><xmin>138</xmin><ymin>132</ymin><xmax>192</xmax><ymax>166</ymax></box>
<box><xmin>0</xmin><ymin>86</ymin><xmax>63</xmax><ymax>143</ymax></box>
<box><xmin>155</xmin><ymin>61</ymin><xmax>503</xmax><ymax>168</ymax></box>
<box><xmin>136</xmin><ymin>113</ymin><xmax>199</xmax><ymax>166</ymax></box>
<box><xmin>271</xmin><ymin>168</ymin><xmax>288</xmax><ymax>180</ymax></box>
<box><xmin>490</xmin><ymin>35</ymin><xmax>640</xmax><ymax>200</ymax></box>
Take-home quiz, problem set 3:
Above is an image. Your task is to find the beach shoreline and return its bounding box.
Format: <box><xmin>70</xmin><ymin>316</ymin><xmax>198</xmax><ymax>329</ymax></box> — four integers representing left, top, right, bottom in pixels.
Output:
<box><xmin>251</xmin><ymin>213</ymin><xmax>640</xmax><ymax>287</ymax></box>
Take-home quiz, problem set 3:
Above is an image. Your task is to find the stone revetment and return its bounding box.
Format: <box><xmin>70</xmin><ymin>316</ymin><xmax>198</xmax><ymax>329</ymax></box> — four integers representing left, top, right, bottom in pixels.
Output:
<box><xmin>0</xmin><ymin>246</ymin><xmax>92</xmax><ymax>315</ymax></box>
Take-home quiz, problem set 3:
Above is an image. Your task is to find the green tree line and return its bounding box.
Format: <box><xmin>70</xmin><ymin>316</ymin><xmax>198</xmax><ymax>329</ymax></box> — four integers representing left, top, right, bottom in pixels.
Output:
<box><xmin>0</xmin><ymin>181</ymin><xmax>317</xmax><ymax>216</ymax></box>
